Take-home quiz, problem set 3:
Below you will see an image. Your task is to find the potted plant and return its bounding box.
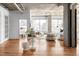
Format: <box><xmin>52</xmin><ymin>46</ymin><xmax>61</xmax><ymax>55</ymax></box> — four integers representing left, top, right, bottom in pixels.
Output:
<box><xmin>25</xmin><ymin>28</ymin><xmax>35</xmax><ymax>37</ymax></box>
<box><xmin>25</xmin><ymin>28</ymin><xmax>36</xmax><ymax>51</ymax></box>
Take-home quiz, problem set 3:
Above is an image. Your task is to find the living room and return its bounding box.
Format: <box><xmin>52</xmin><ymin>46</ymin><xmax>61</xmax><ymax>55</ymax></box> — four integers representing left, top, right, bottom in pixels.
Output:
<box><xmin>0</xmin><ymin>3</ymin><xmax>78</xmax><ymax>56</ymax></box>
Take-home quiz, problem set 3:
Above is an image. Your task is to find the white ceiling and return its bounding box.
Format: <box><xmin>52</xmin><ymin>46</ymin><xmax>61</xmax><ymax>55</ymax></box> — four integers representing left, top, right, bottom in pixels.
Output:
<box><xmin>22</xmin><ymin>3</ymin><xmax>63</xmax><ymax>16</ymax></box>
<box><xmin>22</xmin><ymin>3</ymin><xmax>57</xmax><ymax>10</ymax></box>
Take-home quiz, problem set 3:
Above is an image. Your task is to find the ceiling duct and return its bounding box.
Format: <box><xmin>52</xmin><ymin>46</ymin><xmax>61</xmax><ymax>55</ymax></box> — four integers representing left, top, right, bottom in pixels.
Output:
<box><xmin>1</xmin><ymin>3</ymin><xmax>25</xmax><ymax>12</ymax></box>
<box><xmin>16</xmin><ymin>3</ymin><xmax>25</xmax><ymax>11</ymax></box>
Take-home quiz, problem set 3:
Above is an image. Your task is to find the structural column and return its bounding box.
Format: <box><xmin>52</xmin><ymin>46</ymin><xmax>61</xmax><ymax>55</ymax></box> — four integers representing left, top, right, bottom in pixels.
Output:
<box><xmin>63</xmin><ymin>3</ymin><xmax>71</xmax><ymax>47</ymax></box>
<box><xmin>63</xmin><ymin>3</ymin><xmax>77</xmax><ymax>47</ymax></box>
<box><xmin>48</xmin><ymin>15</ymin><xmax>52</xmax><ymax>33</ymax></box>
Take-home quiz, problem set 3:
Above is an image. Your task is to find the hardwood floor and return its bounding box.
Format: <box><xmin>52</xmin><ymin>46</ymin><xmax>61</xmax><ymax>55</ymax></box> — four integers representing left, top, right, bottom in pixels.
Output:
<box><xmin>0</xmin><ymin>39</ymin><xmax>22</xmax><ymax>56</ymax></box>
<box><xmin>0</xmin><ymin>37</ymin><xmax>79</xmax><ymax>56</ymax></box>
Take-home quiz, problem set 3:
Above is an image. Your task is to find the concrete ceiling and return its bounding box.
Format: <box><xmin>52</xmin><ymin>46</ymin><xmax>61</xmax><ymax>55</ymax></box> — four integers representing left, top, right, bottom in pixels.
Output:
<box><xmin>22</xmin><ymin>3</ymin><xmax>63</xmax><ymax>16</ymax></box>
<box><xmin>1</xmin><ymin>3</ymin><xmax>79</xmax><ymax>16</ymax></box>
<box><xmin>22</xmin><ymin>3</ymin><xmax>63</xmax><ymax>10</ymax></box>
<box><xmin>1</xmin><ymin>3</ymin><xmax>64</xmax><ymax>15</ymax></box>
<box><xmin>1</xmin><ymin>3</ymin><xmax>61</xmax><ymax>10</ymax></box>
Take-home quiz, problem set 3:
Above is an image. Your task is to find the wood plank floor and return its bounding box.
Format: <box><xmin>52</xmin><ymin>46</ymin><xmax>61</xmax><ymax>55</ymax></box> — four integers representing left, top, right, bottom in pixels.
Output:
<box><xmin>0</xmin><ymin>36</ymin><xmax>79</xmax><ymax>56</ymax></box>
<box><xmin>0</xmin><ymin>39</ymin><xmax>21</xmax><ymax>56</ymax></box>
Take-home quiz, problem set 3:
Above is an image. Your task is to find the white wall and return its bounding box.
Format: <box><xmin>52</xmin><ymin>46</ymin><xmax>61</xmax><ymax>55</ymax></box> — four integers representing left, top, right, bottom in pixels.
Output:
<box><xmin>0</xmin><ymin>5</ymin><xmax>9</xmax><ymax>43</ymax></box>
<box><xmin>9</xmin><ymin>10</ymin><xmax>31</xmax><ymax>39</ymax></box>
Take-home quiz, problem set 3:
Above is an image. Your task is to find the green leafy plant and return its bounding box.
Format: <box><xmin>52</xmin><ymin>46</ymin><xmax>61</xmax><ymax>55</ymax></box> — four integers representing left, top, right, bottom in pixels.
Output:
<box><xmin>25</xmin><ymin>28</ymin><xmax>35</xmax><ymax>37</ymax></box>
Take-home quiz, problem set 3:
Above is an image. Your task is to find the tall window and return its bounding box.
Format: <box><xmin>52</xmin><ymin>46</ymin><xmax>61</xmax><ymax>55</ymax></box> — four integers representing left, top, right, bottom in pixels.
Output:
<box><xmin>31</xmin><ymin>16</ymin><xmax>48</xmax><ymax>33</ymax></box>
<box><xmin>51</xmin><ymin>15</ymin><xmax>63</xmax><ymax>35</ymax></box>
<box><xmin>5</xmin><ymin>16</ymin><xmax>9</xmax><ymax>38</ymax></box>
<box><xmin>19</xmin><ymin>19</ymin><xmax>27</xmax><ymax>35</ymax></box>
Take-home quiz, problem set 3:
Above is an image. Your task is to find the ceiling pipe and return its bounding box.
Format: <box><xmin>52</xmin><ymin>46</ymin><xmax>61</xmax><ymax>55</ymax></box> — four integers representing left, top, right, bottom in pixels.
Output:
<box><xmin>14</xmin><ymin>3</ymin><xmax>23</xmax><ymax>12</ymax></box>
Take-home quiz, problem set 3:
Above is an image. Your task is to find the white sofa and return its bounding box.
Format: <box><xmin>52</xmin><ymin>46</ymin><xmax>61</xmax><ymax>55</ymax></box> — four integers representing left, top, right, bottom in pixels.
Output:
<box><xmin>46</xmin><ymin>33</ymin><xmax>56</xmax><ymax>41</ymax></box>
